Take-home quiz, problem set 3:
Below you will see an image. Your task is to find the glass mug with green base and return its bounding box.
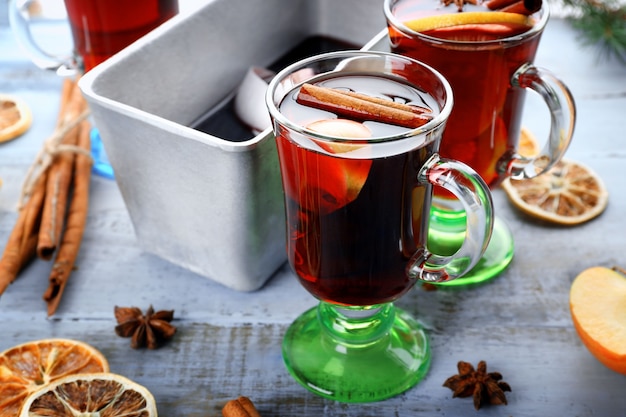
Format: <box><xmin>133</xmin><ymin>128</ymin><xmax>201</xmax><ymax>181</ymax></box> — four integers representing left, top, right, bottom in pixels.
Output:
<box><xmin>266</xmin><ymin>51</ymin><xmax>494</xmax><ymax>402</ymax></box>
<box><xmin>384</xmin><ymin>0</ymin><xmax>576</xmax><ymax>286</ymax></box>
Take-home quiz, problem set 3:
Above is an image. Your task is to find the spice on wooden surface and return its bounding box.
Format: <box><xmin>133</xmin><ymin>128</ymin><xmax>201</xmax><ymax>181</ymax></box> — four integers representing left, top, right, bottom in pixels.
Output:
<box><xmin>443</xmin><ymin>360</ymin><xmax>512</xmax><ymax>410</ymax></box>
<box><xmin>43</xmin><ymin>118</ymin><xmax>91</xmax><ymax>316</ymax></box>
<box><xmin>114</xmin><ymin>305</ymin><xmax>177</xmax><ymax>349</ymax></box>
<box><xmin>222</xmin><ymin>396</ymin><xmax>261</xmax><ymax>417</ymax></box>
<box><xmin>0</xmin><ymin>77</ymin><xmax>92</xmax><ymax>316</ymax></box>
<box><xmin>37</xmin><ymin>80</ymin><xmax>87</xmax><ymax>260</ymax></box>
<box><xmin>0</xmin><ymin>173</ymin><xmax>47</xmax><ymax>295</ymax></box>
<box><xmin>296</xmin><ymin>83</ymin><xmax>433</xmax><ymax>129</ymax></box>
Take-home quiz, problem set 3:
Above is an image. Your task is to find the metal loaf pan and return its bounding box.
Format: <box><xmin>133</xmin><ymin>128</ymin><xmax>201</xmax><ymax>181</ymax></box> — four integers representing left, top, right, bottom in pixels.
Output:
<box><xmin>79</xmin><ymin>0</ymin><xmax>386</xmax><ymax>291</ymax></box>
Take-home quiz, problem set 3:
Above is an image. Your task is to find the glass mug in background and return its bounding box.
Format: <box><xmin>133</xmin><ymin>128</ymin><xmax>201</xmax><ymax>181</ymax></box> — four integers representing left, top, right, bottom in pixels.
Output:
<box><xmin>9</xmin><ymin>0</ymin><xmax>179</xmax><ymax>178</ymax></box>
<box><xmin>266</xmin><ymin>51</ymin><xmax>494</xmax><ymax>402</ymax></box>
<box><xmin>384</xmin><ymin>0</ymin><xmax>576</xmax><ymax>285</ymax></box>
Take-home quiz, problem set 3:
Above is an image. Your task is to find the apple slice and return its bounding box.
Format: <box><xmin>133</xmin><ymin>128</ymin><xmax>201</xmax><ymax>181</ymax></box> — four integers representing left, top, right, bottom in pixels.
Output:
<box><xmin>277</xmin><ymin>119</ymin><xmax>373</xmax><ymax>215</ymax></box>
<box><xmin>570</xmin><ymin>266</ymin><xmax>626</xmax><ymax>375</ymax></box>
<box><xmin>307</xmin><ymin>118</ymin><xmax>371</xmax><ymax>140</ymax></box>
<box><xmin>307</xmin><ymin>119</ymin><xmax>372</xmax><ymax>214</ymax></box>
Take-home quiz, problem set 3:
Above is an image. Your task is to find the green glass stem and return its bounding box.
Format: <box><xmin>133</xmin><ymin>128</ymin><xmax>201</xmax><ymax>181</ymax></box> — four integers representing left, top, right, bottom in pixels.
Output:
<box><xmin>428</xmin><ymin>205</ymin><xmax>514</xmax><ymax>286</ymax></box>
<box><xmin>282</xmin><ymin>302</ymin><xmax>431</xmax><ymax>403</ymax></box>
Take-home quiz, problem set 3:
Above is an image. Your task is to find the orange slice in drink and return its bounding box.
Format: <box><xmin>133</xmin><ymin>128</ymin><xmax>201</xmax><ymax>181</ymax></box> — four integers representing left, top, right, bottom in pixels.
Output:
<box><xmin>404</xmin><ymin>11</ymin><xmax>532</xmax><ymax>33</ymax></box>
<box><xmin>0</xmin><ymin>339</ymin><xmax>109</xmax><ymax>417</ymax></box>
<box><xmin>0</xmin><ymin>94</ymin><xmax>32</xmax><ymax>143</ymax></box>
<box><xmin>20</xmin><ymin>373</ymin><xmax>157</xmax><ymax>417</ymax></box>
<box><xmin>501</xmin><ymin>159</ymin><xmax>609</xmax><ymax>225</ymax></box>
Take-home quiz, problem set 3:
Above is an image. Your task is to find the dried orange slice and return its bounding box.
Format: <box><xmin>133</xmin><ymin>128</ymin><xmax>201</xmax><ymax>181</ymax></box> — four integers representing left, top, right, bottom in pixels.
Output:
<box><xmin>501</xmin><ymin>159</ymin><xmax>608</xmax><ymax>225</ymax></box>
<box><xmin>405</xmin><ymin>11</ymin><xmax>531</xmax><ymax>33</ymax></box>
<box><xmin>518</xmin><ymin>127</ymin><xmax>540</xmax><ymax>157</ymax></box>
<box><xmin>570</xmin><ymin>266</ymin><xmax>626</xmax><ymax>375</ymax></box>
<box><xmin>0</xmin><ymin>94</ymin><xmax>32</xmax><ymax>143</ymax></box>
<box><xmin>19</xmin><ymin>373</ymin><xmax>157</xmax><ymax>417</ymax></box>
<box><xmin>0</xmin><ymin>339</ymin><xmax>109</xmax><ymax>417</ymax></box>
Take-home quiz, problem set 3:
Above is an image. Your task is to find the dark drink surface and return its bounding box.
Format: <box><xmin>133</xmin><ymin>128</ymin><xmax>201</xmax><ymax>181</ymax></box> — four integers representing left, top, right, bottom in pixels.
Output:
<box><xmin>276</xmin><ymin>74</ymin><xmax>439</xmax><ymax>306</ymax></box>
<box><xmin>387</xmin><ymin>0</ymin><xmax>541</xmax><ymax>188</ymax></box>
<box><xmin>64</xmin><ymin>0</ymin><xmax>179</xmax><ymax>72</ymax></box>
<box><xmin>192</xmin><ymin>36</ymin><xmax>360</xmax><ymax>142</ymax></box>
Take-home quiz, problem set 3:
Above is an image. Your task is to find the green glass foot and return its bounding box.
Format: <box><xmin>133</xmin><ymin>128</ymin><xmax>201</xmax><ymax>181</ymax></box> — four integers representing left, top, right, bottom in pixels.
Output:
<box><xmin>428</xmin><ymin>208</ymin><xmax>514</xmax><ymax>286</ymax></box>
<box><xmin>282</xmin><ymin>303</ymin><xmax>431</xmax><ymax>403</ymax></box>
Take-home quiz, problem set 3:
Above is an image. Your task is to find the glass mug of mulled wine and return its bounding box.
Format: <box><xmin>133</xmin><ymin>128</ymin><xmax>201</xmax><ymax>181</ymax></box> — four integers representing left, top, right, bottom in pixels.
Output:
<box><xmin>266</xmin><ymin>50</ymin><xmax>494</xmax><ymax>402</ymax></box>
<box><xmin>9</xmin><ymin>0</ymin><xmax>179</xmax><ymax>179</ymax></box>
<box><xmin>384</xmin><ymin>0</ymin><xmax>576</xmax><ymax>285</ymax></box>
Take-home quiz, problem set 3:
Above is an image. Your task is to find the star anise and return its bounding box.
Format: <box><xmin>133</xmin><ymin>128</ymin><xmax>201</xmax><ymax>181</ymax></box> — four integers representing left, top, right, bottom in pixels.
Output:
<box><xmin>114</xmin><ymin>305</ymin><xmax>177</xmax><ymax>349</ymax></box>
<box><xmin>443</xmin><ymin>360</ymin><xmax>512</xmax><ymax>410</ymax></box>
<box><xmin>441</xmin><ymin>0</ymin><xmax>480</xmax><ymax>12</ymax></box>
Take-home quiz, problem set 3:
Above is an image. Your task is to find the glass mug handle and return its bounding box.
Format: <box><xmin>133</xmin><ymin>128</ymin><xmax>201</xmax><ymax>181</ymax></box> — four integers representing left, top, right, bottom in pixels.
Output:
<box><xmin>8</xmin><ymin>0</ymin><xmax>76</xmax><ymax>75</ymax></box>
<box><xmin>409</xmin><ymin>154</ymin><xmax>494</xmax><ymax>283</ymax></box>
<box><xmin>505</xmin><ymin>63</ymin><xmax>576</xmax><ymax>179</ymax></box>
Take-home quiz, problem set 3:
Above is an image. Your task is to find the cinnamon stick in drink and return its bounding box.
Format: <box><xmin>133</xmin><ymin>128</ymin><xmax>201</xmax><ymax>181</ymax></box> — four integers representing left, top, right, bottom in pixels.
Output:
<box><xmin>486</xmin><ymin>0</ymin><xmax>542</xmax><ymax>15</ymax></box>
<box><xmin>44</xmin><ymin>118</ymin><xmax>92</xmax><ymax>316</ymax></box>
<box><xmin>500</xmin><ymin>0</ymin><xmax>542</xmax><ymax>15</ymax></box>
<box><xmin>296</xmin><ymin>83</ymin><xmax>433</xmax><ymax>129</ymax></box>
<box><xmin>338</xmin><ymin>89</ymin><xmax>432</xmax><ymax>115</ymax></box>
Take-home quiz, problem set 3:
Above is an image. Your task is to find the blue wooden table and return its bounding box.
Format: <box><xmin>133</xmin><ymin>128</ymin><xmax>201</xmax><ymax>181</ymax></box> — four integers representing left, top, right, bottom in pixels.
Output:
<box><xmin>1</xmin><ymin>2</ymin><xmax>626</xmax><ymax>416</ymax></box>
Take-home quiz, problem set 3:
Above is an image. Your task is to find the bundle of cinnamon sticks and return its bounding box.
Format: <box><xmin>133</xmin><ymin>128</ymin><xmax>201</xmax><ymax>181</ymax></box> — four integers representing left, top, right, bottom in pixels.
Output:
<box><xmin>0</xmin><ymin>78</ymin><xmax>92</xmax><ymax>316</ymax></box>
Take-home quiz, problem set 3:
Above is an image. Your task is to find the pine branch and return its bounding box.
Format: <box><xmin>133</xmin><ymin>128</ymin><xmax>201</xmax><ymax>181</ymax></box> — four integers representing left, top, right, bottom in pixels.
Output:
<box><xmin>560</xmin><ymin>0</ymin><xmax>626</xmax><ymax>64</ymax></box>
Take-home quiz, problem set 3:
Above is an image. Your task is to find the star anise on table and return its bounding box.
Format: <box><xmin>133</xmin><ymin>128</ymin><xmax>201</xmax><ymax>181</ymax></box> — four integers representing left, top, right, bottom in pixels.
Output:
<box><xmin>441</xmin><ymin>0</ymin><xmax>480</xmax><ymax>12</ymax></box>
<box><xmin>443</xmin><ymin>360</ymin><xmax>512</xmax><ymax>410</ymax></box>
<box><xmin>114</xmin><ymin>305</ymin><xmax>177</xmax><ymax>349</ymax></box>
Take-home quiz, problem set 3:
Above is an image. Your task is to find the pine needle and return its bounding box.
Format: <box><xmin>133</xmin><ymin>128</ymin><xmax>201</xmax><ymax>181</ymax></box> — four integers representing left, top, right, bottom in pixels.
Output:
<box><xmin>561</xmin><ymin>0</ymin><xmax>626</xmax><ymax>64</ymax></box>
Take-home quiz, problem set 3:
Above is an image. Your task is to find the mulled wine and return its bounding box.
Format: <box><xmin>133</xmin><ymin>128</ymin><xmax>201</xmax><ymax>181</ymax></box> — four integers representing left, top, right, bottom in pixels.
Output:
<box><xmin>276</xmin><ymin>74</ymin><xmax>440</xmax><ymax>306</ymax></box>
<box><xmin>267</xmin><ymin>51</ymin><xmax>494</xmax><ymax>402</ymax></box>
<box><xmin>64</xmin><ymin>0</ymin><xmax>178</xmax><ymax>72</ymax></box>
<box><xmin>386</xmin><ymin>0</ymin><xmax>541</xmax><ymax>188</ymax></box>
<box><xmin>385</xmin><ymin>0</ymin><xmax>576</xmax><ymax>284</ymax></box>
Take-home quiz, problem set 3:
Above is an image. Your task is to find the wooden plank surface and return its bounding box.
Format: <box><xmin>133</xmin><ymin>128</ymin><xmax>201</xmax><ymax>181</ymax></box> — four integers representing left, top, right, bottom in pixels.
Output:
<box><xmin>2</xmin><ymin>6</ymin><xmax>626</xmax><ymax>417</ymax></box>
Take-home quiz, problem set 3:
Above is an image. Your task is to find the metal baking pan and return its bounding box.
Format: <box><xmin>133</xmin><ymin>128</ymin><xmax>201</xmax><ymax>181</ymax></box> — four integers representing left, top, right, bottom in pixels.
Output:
<box><xmin>79</xmin><ymin>0</ymin><xmax>386</xmax><ymax>291</ymax></box>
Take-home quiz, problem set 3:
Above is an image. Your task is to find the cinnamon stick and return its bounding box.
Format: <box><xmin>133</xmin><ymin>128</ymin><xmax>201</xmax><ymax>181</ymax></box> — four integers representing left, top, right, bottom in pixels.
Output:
<box><xmin>222</xmin><ymin>397</ymin><xmax>261</xmax><ymax>417</ymax></box>
<box><xmin>0</xmin><ymin>172</ymin><xmax>48</xmax><ymax>296</ymax></box>
<box><xmin>486</xmin><ymin>0</ymin><xmax>542</xmax><ymax>15</ymax></box>
<box><xmin>296</xmin><ymin>83</ymin><xmax>433</xmax><ymax>129</ymax></box>
<box><xmin>486</xmin><ymin>0</ymin><xmax>518</xmax><ymax>9</ymax></box>
<box><xmin>338</xmin><ymin>89</ymin><xmax>432</xmax><ymax>115</ymax></box>
<box><xmin>44</xmin><ymin>117</ymin><xmax>92</xmax><ymax>316</ymax></box>
<box><xmin>500</xmin><ymin>0</ymin><xmax>542</xmax><ymax>15</ymax></box>
<box><xmin>37</xmin><ymin>79</ymin><xmax>87</xmax><ymax>260</ymax></box>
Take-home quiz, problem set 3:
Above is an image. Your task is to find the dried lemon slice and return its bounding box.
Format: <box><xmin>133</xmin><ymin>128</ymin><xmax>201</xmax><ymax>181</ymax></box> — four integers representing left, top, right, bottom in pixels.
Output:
<box><xmin>0</xmin><ymin>339</ymin><xmax>109</xmax><ymax>417</ymax></box>
<box><xmin>20</xmin><ymin>373</ymin><xmax>157</xmax><ymax>417</ymax></box>
<box><xmin>405</xmin><ymin>11</ymin><xmax>531</xmax><ymax>33</ymax></box>
<box><xmin>501</xmin><ymin>159</ymin><xmax>609</xmax><ymax>225</ymax></box>
<box><xmin>0</xmin><ymin>94</ymin><xmax>32</xmax><ymax>143</ymax></box>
